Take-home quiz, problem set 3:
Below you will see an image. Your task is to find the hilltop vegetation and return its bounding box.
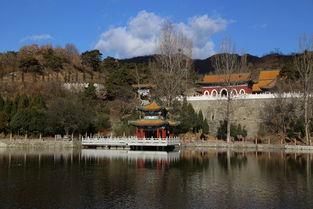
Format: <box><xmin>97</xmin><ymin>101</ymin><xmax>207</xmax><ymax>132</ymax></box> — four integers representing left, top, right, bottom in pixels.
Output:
<box><xmin>0</xmin><ymin>44</ymin><xmax>296</xmax><ymax>86</ymax></box>
<box><xmin>0</xmin><ymin>44</ymin><xmax>153</xmax><ymax>137</ymax></box>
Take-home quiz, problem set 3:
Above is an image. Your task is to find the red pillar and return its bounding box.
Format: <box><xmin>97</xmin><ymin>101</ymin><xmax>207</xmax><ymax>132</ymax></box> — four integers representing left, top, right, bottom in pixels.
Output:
<box><xmin>162</xmin><ymin>129</ymin><xmax>166</xmax><ymax>139</ymax></box>
<box><xmin>141</xmin><ymin>129</ymin><xmax>145</xmax><ymax>138</ymax></box>
<box><xmin>157</xmin><ymin>128</ymin><xmax>160</xmax><ymax>138</ymax></box>
<box><xmin>136</xmin><ymin>128</ymin><xmax>139</xmax><ymax>138</ymax></box>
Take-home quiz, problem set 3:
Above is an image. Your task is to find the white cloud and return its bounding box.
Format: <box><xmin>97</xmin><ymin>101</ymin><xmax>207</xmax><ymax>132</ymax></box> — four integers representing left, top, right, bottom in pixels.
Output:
<box><xmin>20</xmin><ymin>34</ymin><xmax>54</xmax><ymax>42</ymax></box>
<box><xmin>95</xmin><ymin>11</ymin><xmax>233</xmax><ymax>59</ymax></box>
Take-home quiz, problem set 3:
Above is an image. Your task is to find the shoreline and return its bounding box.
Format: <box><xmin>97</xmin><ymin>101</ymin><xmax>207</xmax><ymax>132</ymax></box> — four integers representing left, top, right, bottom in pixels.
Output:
<box><xmin>0</xmin><ymin>139</ymin><xmax>81</xmax><ymax>148</ymax></box>
<box><xmin>180</xmin><ymin>141</ymin><xmax>313</xmax><ymax>152</ymax></box>
<box><xmin>1</xmin><ymin>138</ymin><xmax>313</xmax><ymax>153</ymax></box>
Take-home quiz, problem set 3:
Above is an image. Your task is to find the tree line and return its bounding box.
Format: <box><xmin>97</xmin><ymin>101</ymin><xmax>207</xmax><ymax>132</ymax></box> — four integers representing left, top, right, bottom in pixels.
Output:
<box><xmin>0</xmin><ymin>84</ymin><xmax>110</xmax><ymax>137</ymax></box>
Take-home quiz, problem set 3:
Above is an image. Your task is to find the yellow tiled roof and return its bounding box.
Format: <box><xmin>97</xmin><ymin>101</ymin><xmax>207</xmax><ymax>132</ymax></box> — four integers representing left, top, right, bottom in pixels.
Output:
<box><xmin>129</xmin><ymin>119</ymin><xmax>179</xmax><ymax>127</ymax></box>
<box><xmin>252</xmin><ymin>80</ymin><xmax>273</xmax><ymax>92</ymax></box>
<box><xmin>258</xmin><ymin>70</ymin><xmax>280</xmax><ymax>80</ymax></box>
<box><xmin>202</xmin><ymin>73</ymin><xmax>251</xmax><ymax>83</ymax></box>
<box><xmin>252</xmin><ymin>69</ymin><xmax>281</xmax><ymax>92</ymax></box>
<box><xmin>137</xmin><ymin>101</ymin><xmax>162</xmax><ymax>111</ymax></box>
<box><xmin>260</xmin><ymin>79</ymin><xmax>277</xmax><ymax>89</ymax></box>
<box><xmin>129</xmin><ymin>120</ymin><xmax>167</xmax><ymax>127</ymax></box>
<box><xmin>168</xmin><ymin>121</ymin><xmax>179</xmax><ymax>126</ymax></box>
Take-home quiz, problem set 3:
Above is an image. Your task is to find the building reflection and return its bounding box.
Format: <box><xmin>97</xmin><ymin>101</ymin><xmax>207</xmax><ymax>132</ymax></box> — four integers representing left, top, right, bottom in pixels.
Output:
<box><xmin>81</xmin><ymin>149</ymin><xmax>180</xmax><ymax>169</ymax></box>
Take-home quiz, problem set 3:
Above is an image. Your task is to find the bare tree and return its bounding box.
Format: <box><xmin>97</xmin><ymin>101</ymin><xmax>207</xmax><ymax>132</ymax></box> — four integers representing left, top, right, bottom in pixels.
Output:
<box><xmin>262</xmin><ymin>94</ymin><xmax>298</xmax><ymax>144</ymax></box>
<box><xmin>65</xmin><ymin>43</ymin><xmax>80</xmax><ymax>61</ymax></box>
<box><xmin>212</xmin><ymin>37</ymin><xmax>247</xmax><ymax>143</ymax></box>
<box><xmin>152</xmin><ymin>21</ymin><xmax>193</xmax><ymax>106</ymax></box>
<box><xmin>134</xmin><ymin>65</ymin><xmax>141</xmax><ymax>103</ymax></box>
<box><xmin>294</xmin><ymin>33</ymin><xmax>313</xmax><ymax>145</ymax></box>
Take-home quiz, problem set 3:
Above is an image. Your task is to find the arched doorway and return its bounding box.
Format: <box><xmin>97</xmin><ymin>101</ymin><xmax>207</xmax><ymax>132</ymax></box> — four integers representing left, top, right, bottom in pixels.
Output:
<box><xmin>231</xmin><ymin>89</ymin><xmax>238</xmax><ymax>96</ymax></box>
<box><xmin>239</xmin><ymin>89</ymin><xmax>246</xmax><ymax>95</ymax></box>
<box><xmin>220</xmin><ymin>89</ymin><xmax>228</xmax><ymax>97</ymax></box>
<box><xmin>211</xmin><ymin>89</ymin><xmax>218</xmax><ymax>96</ymax></box>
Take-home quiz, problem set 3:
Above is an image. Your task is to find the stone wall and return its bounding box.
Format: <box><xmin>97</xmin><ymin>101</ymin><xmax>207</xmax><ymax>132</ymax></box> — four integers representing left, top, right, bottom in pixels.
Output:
<box><xmin>188</xmin><ymin>98</ymin><xmax>276</xmax><ymax>138</ymax></box>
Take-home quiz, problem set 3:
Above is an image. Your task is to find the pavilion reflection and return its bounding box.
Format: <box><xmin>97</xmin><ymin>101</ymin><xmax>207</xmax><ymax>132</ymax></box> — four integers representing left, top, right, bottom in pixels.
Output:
<box><xmin>81</xmin><ymin>149</ymin><xmax>180</xmax><ymax>169</ymax></box>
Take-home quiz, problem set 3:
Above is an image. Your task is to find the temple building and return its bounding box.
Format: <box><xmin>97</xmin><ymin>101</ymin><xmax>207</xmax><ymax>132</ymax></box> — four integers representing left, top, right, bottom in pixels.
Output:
<box><xmin>198</xmin><ymin>69</ymin><xmax>281</xmax><ymax>96</ymax></box>
<box><xmin>128</xmin><ymin>101</ymin><xmax>179</xmax><ymax>138</ymax></box>
<box><xmin>252</xmin><ymin>69</ymin><xmax>281</xmax><ymax>93</ymax></box>
<box><xmin>198</xmin><ymin>73</ymin><xmax>252</xmax><ymax>96</ymax></box>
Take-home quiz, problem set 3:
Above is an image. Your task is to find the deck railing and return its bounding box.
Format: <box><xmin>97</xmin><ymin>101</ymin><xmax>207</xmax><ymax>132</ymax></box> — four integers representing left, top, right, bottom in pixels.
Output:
<box><xmin>82</xmin><ymin>136</ymin><xmax>180</xmax><ymax>147</ymax></box>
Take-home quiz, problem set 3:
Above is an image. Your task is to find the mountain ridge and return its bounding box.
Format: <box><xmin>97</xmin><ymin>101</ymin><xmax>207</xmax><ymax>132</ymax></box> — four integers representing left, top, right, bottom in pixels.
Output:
<box><xmin>118</xmin><ymin>53</ymin><xmax>293</xmax><ymax>74</ymax></box>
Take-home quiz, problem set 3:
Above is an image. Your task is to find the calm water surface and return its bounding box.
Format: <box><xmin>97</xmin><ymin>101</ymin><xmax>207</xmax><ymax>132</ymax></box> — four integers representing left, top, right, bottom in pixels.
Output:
<box><xmin>0</xmin><ymin>148</ymin><xmax>312</xmax><ymax>209</ymax></box>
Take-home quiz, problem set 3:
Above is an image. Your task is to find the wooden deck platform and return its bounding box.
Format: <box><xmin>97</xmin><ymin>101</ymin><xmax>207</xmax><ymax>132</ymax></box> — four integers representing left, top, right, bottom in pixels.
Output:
<box><xmin>82</xmin><ymin>137</ymin><xmax>180</xmax><ymax>150</ymax></box>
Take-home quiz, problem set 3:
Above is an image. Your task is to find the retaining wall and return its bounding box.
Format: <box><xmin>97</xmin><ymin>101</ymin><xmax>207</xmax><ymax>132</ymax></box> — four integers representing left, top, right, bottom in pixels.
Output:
<box><xmin>187</xmin><ymin>96</ymin><xmax>291</xmax><ymax>138</ymax></box>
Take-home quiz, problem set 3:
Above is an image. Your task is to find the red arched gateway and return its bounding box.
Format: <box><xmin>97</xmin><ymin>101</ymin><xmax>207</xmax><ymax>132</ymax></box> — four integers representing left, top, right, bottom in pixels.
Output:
<box><xmin>197</xmin><ymin>69</ymin><xmax>281</xmax><ymax>96</ymax></box>
<box><xmin>198</xmin><ymin>73</ymin><xmax>253</xmax><ymax>96</ymax></box>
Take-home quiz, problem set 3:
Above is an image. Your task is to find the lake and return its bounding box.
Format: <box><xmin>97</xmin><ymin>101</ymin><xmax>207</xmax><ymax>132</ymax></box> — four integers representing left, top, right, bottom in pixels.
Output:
<box><xmin>0</xmin><ymin>148</ymin><xmax>312</xmax><ymax>209</ymax></box>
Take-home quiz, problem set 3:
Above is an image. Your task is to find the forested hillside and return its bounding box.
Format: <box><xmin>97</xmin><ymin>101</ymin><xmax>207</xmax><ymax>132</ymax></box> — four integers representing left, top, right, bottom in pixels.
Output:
<box><xmin>0</xmin><ymin>43</ymin><xmax>299</xmax><ymax>138</ymax></box>
<box><xmin>0</xmin><ymin>43</ymin><xmax>295</xmax><ymax>90</ymax></box>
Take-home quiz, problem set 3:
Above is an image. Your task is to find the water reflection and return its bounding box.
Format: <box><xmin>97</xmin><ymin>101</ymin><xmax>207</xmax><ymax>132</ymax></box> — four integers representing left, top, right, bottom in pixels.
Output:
<box><xmin>0</xmin><ymin>148</ymin><xmax>312</xmax><ymax>209</ymax></box>
<box><xmin>82</xmin><ymin>149</ymin><xmax>180</xmax><ymax>169</ymax></box>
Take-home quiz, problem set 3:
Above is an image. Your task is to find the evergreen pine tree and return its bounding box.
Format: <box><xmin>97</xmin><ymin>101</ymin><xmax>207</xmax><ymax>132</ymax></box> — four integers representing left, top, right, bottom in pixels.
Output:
<box><xmin>0</xmin><ymin>95</ymin><xmax>4</xmax><ymax>111</ymax></box>
<box><xmin>217</xmin><ymin>120</ymin><xmax>227</xmax><ymax>140</ymax></box>
<box><xmin>4</xmin><ymin>99</ymin><xmax>13</xmax><ymax>116</ymax></box>
<box><xmin>178</xmin><ymin>99</ymin><xmax>190</xmax><ymax>133</ymax></box>
<box><xmin>198</xmin><ymin>110</ymin><xmax>204</xmax><ymax>131</ymax></box>
<box><xmin>17</xmin><ymin>94</ymin><xmax>30</xmax><ymax>109</ymax></box>
<box><xmin>0</xmin><ymin>111</ymin><xmax>9</xmax><ymax>134</ymax></box>
<box><xmin>31</xmin><ymin>94</ymin><xmax>46</xmax><ymax>109</ymax></box>
<box><xmin>202</xmin><ymin>118</ymin><xmax>209</xmax><ymax>134</ymax></box>
<box><xmin>187</xmin><ymin>103</ymin><xmax>197</xmax><ymax>132</ymax></box>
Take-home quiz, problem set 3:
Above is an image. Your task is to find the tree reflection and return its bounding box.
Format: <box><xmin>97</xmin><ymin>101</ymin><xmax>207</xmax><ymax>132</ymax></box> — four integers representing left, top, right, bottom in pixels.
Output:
<box><xmin>217</xmin><ymin>151</ymin><xmax>248</xmax><ymax>172</ymax></box>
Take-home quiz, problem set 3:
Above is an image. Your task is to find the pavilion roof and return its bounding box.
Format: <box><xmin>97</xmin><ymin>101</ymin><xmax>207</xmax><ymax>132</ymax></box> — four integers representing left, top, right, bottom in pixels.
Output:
<box><xmin>129</xmin><ymin>119</ymin><xmax>180</xmax><ymax>127</ymax></box>
<box><xmin>129</xmin><ymin>119</ymin><xmax>167</xmax><ymax>127</ymax></box>
<box><xmin>137</xmin><ymin>101</ymin><xmax>162</xmax><ymax>112</ymax></box>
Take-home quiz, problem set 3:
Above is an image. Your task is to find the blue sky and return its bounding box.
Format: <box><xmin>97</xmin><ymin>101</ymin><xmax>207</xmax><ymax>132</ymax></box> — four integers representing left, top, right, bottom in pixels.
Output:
<box><xmin>1</xmin><ymin>0</ymin><xmax>312</xmax><ymax>58</ymax></box>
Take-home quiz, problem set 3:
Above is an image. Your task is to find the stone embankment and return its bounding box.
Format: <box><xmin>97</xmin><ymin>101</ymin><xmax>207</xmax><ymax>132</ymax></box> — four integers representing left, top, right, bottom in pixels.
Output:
<box><xmin>0</xmin><ymin>139</ymin><xmax>81</xmax><ymax>148</ymax></box>
<box><xmin>181</xmin><ymin>141</ymin><xmax>313</xmax><ymax>153</ymax></box>
<box><xmin>187</xmin><ymin>95</ymin><xmax>296</xmax><ymax>138</ymax></box>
